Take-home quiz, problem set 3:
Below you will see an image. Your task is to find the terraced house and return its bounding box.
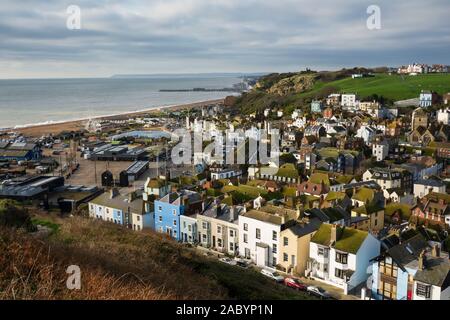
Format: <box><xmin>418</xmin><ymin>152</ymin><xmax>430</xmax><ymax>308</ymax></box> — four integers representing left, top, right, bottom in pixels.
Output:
<box><xmin>89</xmin><ymin>188</ymin><xmax>152</xmax><ymax>231</ymax></box>
<box><xmin>279</xmin><ymin>218</ymin><xmax>321</xmax><ymax>276</ymax></box>
<box><xmin>238</xmin><ymin>205</ymin><xmax>298</xmax><ymax>268</ymax></box>
<box><xmin>307</xmin><ymin>224</ymin><xmax>380</xmax><ymax>294</ymax></box>
<box><xmin>154</xmin><ymin>190</ymin><xmax>203</xmax><ymax>241</ymax></box>
<box><xmin>371</xmin><ymin>234</ymin><xmax>450</xmax><ymax>300</ymax></box>
<box><xmin>197</xmin><ymin>202</ymin><xmax>243</xmax><ymax>255</ymax></box>
<box><xmin>412</xmin><ymin>192</ymin><xmax>450</xmax><ymax>227</ymax></box>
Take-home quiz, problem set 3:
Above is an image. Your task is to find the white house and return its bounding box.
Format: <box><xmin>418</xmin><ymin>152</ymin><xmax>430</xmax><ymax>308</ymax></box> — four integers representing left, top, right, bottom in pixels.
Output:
<box><xmin>238</xmin><ymin>206</ymin><xmax>298</xmax><ymax>268</ymax></box>
<box><xmin>419</xmin><ymin>91</ymin><xmax>434</xmax><ymax>108</ymax></box>
<box><xmin>356</xmin><ymin>126</ymin><xmax>377</xmax><ymax>146</ymax></box>
<box><xmin>210</xmin><ymin>168</ymin><xmax>243</xmax><ymax>181</ymax></box>
<box><xmin>372</xmin><ymin>140</ymin><xmax>389</xmax><ymax>161</ymax></box>
<box><xmin>307</xmin><ymin>224</ymin><xmax>380</xmax><ymax>294</ymax></box>
<box><xmin>292</xmin><ymin>109</ymin><xmax>303</xmax><ymax>120</ymax></box>
<box><xmin>143</xmin><ymin>178</ymin><xmax>170</xmax><ymax>200</ymax></box>
<box><xmin>437</xmin><ymin>108</ymin><xmax>450</xmax><ymax>125</ymax></box>
<box><xmin>413</xmin><ymin>179</ymin><xmax>446</xmax><ymax>199</ymax></box>
<box><xmin>363</xmin><ymin>168</ymin><xmax>402</xmax><ymax>190</ymax></box>
<box><xmin>383</xmin><ymin>189</ymin><xmax>414</xmax><ymax>205</ymax></box>
<box><xmin>341</xmin><ymin>94</ymin><xmax>357</xmax><ymax>108</ymax></box>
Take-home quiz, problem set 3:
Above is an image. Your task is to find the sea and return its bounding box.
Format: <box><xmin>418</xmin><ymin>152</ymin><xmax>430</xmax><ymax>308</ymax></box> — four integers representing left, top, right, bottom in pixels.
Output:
<box><xmin>0</xmin><ymin>74</ymin><xmax>244</xmax><ymax>129</ymax></box>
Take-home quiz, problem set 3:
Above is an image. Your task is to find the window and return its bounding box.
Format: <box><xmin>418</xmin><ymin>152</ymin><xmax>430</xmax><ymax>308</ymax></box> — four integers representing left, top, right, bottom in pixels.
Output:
<box><xmin>273</xmin><ymin>244</ymin><xmax>277</xmax><ymax>254</ymax></box>
<box><xmin>416</xmin><ymin>283</ymin><xmax>431</xmax><ymax>299</ymax></box>
<box><xmin>244</xmin><ymin>234</ymin><xmax>248</xmax><ymax>243</ymax></box>
<box><xmin>272</xmin><ymin>230</ymin><xmax>277</xmax><ymax>241</ymax></box>
<box><xmin>202</xmin><ymin>234</ymin><xmax>207</xmax><ymax>242</ymax></box>
<box><xmin>217</xmin><ymin>226</ymin><xmax>222</xmax><ymax>234</ymax></box>
<box><xmin>229</xmin><ymin>243</ymin><xmax>234</xmax><ymax>251</ymax></box>
<box><xmin>335</xmin><ymin>268</ymin><xmax>345</xmax><ymax>279</ymax></box>
<box><xmin>229</xmin><ymin>230</ymin><xmax>234</xmax><ymax>237</ymax></box>
<box><xmin>318</xmin><ymin>247</ymin><xmax>324</xmax><ymax>256</ymax></box>
<box><xmin>283</xmin><ymin>253</ymin><xmax>288</xmax><ymax>262</ymax></box>
<box><xmin>173</xmin><ymin>230</ymin><xmax>177</xmax><ymax>237</ymax></box>
<box><xmin>173</xmin><ymin>219</ymin><xmax>177</xmax><ymax>226</ymax></box>
<box><xmin>245</xmin><ymin>248</ymin><xmax>250</xmax><ymax>259</ymax></box>
<box><xmin>256</xmin><ymin>228</ymin><xmax>261</xmax><ymax>240</ymax></box>
<box><xmin>137</xmin><ymin>215</ymin><xmax>140</xmax><ymax>221</ymax></box>
<box><xmin>217</xmin><ymin>239</ymin><xmax>222</xmax><ymax>247</ymax></box>
<box><xmin>90</xmin><ymin>204</ymin><xmax>94</xmax><ymax>210</ymax></box>
<box><xmin>188</xmin><ymin>225</ymin><xmax>192</xmax><ymax>232</ymax></box>
<box><xmin>173</xmin><ymin>209</ymin><xmax>176</xmax><ymax>215</ymax></box>
<box><xmin>159</xmin><ymin>215</ymin><xmax>162</xmax><ymax>222</ymax></box>
<box><xmin>283</xmin><ymin>237</ymin><xmax>288</xmax><ymax>246</ymax></box>
<box><xmin>272</xmin><ymin>257</ymin><xmax>277</xmax><ymax>267</ymax></box>
<box><xmin>335</xmin><ymin>252</ymin><xmax>348</xmax><ymax>264</ymax></box>
<box><xmin>183</xmin><ymin>222</ymin><xmax>186</xmax><ymax>228</ymax></box>
<box><xmin>158</xmin><ymin>206</ymin><xmax>162</xmax><ymax>212</ymax></box>
<box><xmin>106</xmin><ymin>209</ymin><xmax>110</xmax><ymax>214</ymax></box>
<box><xmin>244</xmin><ymin>223</ymin><xmax>248</xmax><ymax>231</ymax></box>
<box><xmin>202</xmin><ymin>222</ymin><xmax>208</xmax><ymax>229</ymax></box>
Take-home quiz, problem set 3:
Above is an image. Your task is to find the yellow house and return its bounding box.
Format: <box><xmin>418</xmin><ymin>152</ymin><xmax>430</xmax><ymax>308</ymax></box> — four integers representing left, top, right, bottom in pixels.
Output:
<box><xmin>279</xmin><ymin>218</ymin><xmax>321</xmax><ymax>276</ymax></box>
<box><xmin>351</xmin><ymin>204</ymin><xmax>384</xmax><ymax>232</ymax></box>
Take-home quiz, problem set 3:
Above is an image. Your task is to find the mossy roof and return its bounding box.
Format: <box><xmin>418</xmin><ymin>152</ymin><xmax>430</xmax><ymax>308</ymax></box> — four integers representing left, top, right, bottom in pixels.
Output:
<box><xmin>309</xmin><ymin>173</ymin><xmax>330</xmax><ymax>186</ymax></box>
<box><xmin>352</xmin><ymin>204</ymin><xmax>384</xmax><ymax>216</ymax></box>
<box><xmin>276</xmin><ymin>163</ymin><xmax>299</xmax><ymax>178</ymax></box>
<box><xmin>311</xmin><ymin>224</ymin><xmax>369</xmax><ymax>254</ymax></box>
<box><xmin>325</xmin><ymin>191</ymin><xmax>347</xmax><ymax>201</ymax></box>
<box><xmin>352</xmin><ymin>187</ymin><xmax>375</xmax><ymax>203</ymax></box>
<box><xmin>146</xmin><ymin>178</ymin><xmax>166</xmax><ymax>188</ymax></box>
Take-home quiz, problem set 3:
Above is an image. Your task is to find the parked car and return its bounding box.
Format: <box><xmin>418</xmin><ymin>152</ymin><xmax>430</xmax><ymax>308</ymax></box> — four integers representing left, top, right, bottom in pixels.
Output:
<box><xmin>219</xmin><ymin>257</ymin><xmax>237</xmax><ymax>266</ymax></box>
<box><xmin>261</xmin><ymin>269</ymin><xmax>284</xmax><ymax>283</ymax></box>
<box><xmin>307</xmin><ymin>286</ymin><xmax>331</xmax><ymax>299</ymax></box>
<box><xmin>236</xmin><ymin>261</ymin><xmax>249</xmax><ymax>269</ymax></box>
<box><xmin>284</xmin><ymin>277</ymin><xmax>307</xmax><ymax>291</ymax></box>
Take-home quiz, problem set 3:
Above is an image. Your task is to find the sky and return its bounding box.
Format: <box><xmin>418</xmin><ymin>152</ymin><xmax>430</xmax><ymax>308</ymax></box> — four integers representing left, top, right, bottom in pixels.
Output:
<box><xmin>1</xmin><ymin>0</ymin><xmax>449</xmax><ymax>79</ymax></box>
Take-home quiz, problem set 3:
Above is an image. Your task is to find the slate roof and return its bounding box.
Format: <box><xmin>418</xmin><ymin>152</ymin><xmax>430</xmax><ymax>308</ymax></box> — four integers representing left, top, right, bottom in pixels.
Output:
<box><xmin>414</xmin><ymin>254</ymin><xmax>450</xmax><ymax>287</ymax></box>
<box><xmin>287</xmin><ymin>218</ymin><xmax>322</xmax><ymax>238</ymax></box>
<box><xmin>384</xmin><ymin>234</ymin><xmax>428</xmax><ymax>271</ymax></box>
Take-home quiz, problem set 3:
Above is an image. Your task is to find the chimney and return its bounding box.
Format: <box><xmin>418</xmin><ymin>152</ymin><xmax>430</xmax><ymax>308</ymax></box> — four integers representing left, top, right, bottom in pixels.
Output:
<box><xmin>128</xmin><ymin>192</ymin><xmax>136</xmax><ymax>203</ymax></box>
<box><xmin>418</xmin><ymin>250</ymin><xmax>426</xmax><ymax>271</ymax></box>
<box><xmin>229</xmin><ymin>206</ymin><xmax>235</xmax><ymax>222</ymax></box>
<box><xmin>432</xmin><ymin>245</ymin><xmax>441</xmax><ymax>258</ymax></box>
<box><xmin>110</xmin><ymin>188</ymin><xmax>119</xmax><ymax>199</ymax></box>
<box><xmin>330</xmin><ymin>224</ymin><xmax>341</xmax><ymax>244</ymax></box>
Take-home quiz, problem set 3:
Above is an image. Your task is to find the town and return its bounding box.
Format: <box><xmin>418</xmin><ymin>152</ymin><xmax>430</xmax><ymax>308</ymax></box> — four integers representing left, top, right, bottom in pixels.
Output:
<box><xmin>1</xmin><ymin>65</ymin><xmax>450</xmax><ymax>301</ymax></box>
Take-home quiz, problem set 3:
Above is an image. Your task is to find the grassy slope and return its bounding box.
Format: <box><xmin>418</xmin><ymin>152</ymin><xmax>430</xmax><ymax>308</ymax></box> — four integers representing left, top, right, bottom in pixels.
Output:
<box><xmin>238</xmin><ymin>73</ymin><xmax>450</xmax><ymax>114</ymax></box>
<box><xmin>0</xmin><ymin>214</ymin><xmax>316</xmax><ymax>300</ymax></box>
<box><xmin>300</xmin><ymin>73</ymin><xmax>450</xmax><ymax>102</ymax></box>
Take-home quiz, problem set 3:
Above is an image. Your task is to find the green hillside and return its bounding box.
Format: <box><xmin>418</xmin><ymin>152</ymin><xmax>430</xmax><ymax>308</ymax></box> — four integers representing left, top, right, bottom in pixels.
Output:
<box><xmin>237</xmin><ymin>71</ymin><xmax>450</xmax><ymax>115</ymax></box>
<box><xmin>302</xmin><ymin>73</ymin><xmax>450</xmax><ymax>102</ymax></box>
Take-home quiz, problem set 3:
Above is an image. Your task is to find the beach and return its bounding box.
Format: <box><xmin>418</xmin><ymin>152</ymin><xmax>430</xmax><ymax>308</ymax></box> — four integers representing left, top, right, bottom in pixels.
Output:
<box><xmin>9</xmin><ymin>98</ymin><xmax>224</xmax><ymax>137</ymax></box>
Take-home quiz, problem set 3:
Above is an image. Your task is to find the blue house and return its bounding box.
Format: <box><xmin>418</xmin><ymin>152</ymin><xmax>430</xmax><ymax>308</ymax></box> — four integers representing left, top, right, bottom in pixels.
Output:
<box><xmin>311</xmin><ymin>100</ymin><xmax>324</xmax><ymax>113</ymax></box>
<box><xmin>154</xmin><ymin>190</ymin><xmax>203</xmax><ymax>241</ymax></box>
<box><xmin>370</xmin><ymin>234</ymin><xmax>429</xmax><ymax>300</ymax></box>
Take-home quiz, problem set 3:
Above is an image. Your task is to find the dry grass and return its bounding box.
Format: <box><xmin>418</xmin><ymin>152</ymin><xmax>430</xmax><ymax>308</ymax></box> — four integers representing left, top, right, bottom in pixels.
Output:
<box><xmin>0</xmin><ymin>216</ymin><xmax>227</xmax><ymax>300</ymax></box>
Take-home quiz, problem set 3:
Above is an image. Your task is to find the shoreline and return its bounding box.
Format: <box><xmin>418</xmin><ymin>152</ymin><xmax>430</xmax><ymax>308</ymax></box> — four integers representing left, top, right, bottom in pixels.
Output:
<box><xmin>3</xmin><ymin>98</ymin><xmax>224</xmax><ymax>137</ymax></box>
